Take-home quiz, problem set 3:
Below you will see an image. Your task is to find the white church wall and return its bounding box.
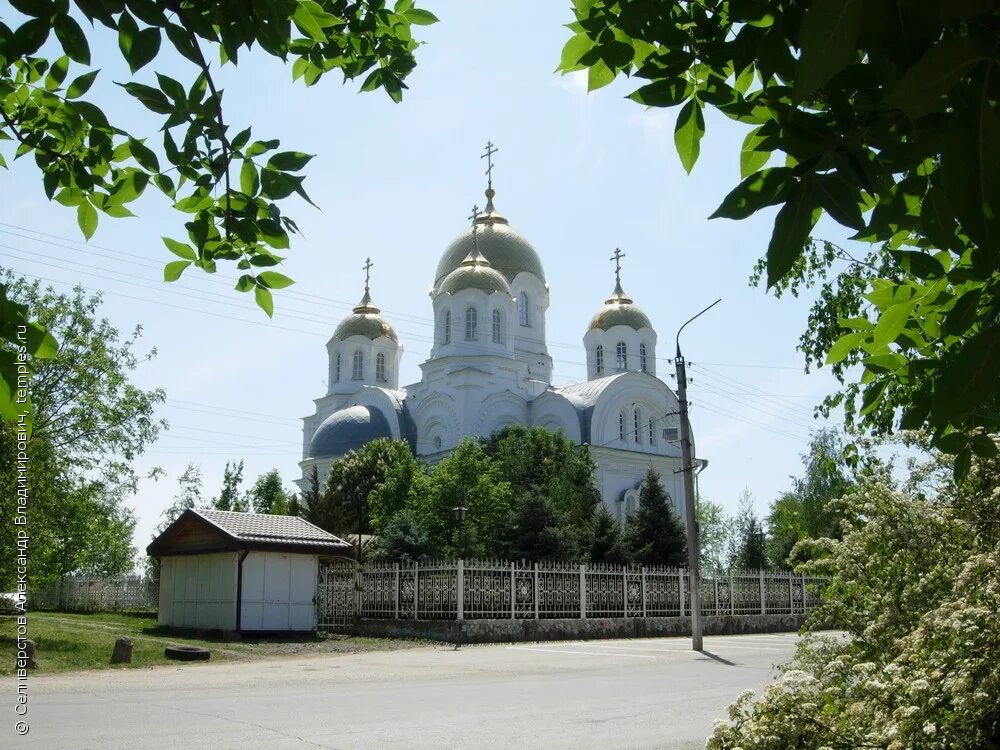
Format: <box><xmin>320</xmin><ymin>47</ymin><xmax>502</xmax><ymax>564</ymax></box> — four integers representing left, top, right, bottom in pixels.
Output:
<box><xmin>584</xmin><ymin>326</ymin><xmax>658</xmax><ymax>379</ymax></box>
<box><xmin>590</xmin><ymin>447</ymin><xmax>686</xmax><ymax>522</ymax></box>
<box><xmin>528</xmin><ymin>392</ymin><xmax>583</xmax><ymax>443</ymax></box>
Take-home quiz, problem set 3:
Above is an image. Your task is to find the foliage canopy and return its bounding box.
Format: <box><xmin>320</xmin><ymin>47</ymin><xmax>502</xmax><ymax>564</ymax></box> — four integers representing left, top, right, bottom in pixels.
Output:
<box><xmin>559</xmin><ymin>0</ymin><xmax>1000</xmax><ymax>478</ymax></box>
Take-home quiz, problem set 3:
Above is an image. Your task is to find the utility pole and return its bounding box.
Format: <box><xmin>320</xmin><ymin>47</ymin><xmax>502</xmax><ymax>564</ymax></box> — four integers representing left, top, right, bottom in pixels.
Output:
<box><xmin>675</xmin><ymin>298</ymin><xmax>721</xmax><ymax>652</ymax></box>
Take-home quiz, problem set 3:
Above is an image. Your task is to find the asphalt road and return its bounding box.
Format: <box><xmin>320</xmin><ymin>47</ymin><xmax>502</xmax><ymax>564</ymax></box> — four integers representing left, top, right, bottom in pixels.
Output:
<box><xmin>4</xmin><ymin>633</ymin><xmax>800</xmax><ymax>749</ymax></box>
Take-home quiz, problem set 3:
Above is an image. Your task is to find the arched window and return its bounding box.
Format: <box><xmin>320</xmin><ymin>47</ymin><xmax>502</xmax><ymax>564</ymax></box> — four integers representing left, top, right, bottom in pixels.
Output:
<box><xmin>433</xmin><ymin>435</ymin><xmax>442</xmax><ymax>450</ymax></box>
<box><xmin>633</xmin><ymin>407</ymin><xmax>641</xmax><ymax>443</ymax></box>
<box><xmin>640</xmin><ymin>342</ymin><xmax>648</xmax><ymax>372</ymax></box>
<box><xmin>465</xmin><ymin>306</ymin><xmax>478</xmax><ymax>340</ymax></box>
<box><xmin>442</xmin><ymin>310</ymin><xmax>451</xmax><ymax>345</ymax></box>
<box><xmin>376</xmin><ymin>352</ymin><xmax>386</xmax><ymax>382</ymax></box>
<box><xmin>334</xmin><ymin>353</ymin><xmax>341</xmax><ymax>382</ymax></box>
<box><xmin>619</xmin><ymin>411</ymin><xmax>626</xmax><ymax>440</ymax></box>
<box><xmin>595</xmin><ymin>345</ymin><xmax>604</xmax><ymax>376</ymax></box>
<box><xmin>648</xmin><ymin>419</ymin><xmax>655</xmax><ymax>445</ymax></box>
<box><xmin>351</xmin><ymin>349</ymin><xmax>363</xmax><ymax>380</ymax></box>
<box><xmin>492</xmin><ymin>308</ymin><xmax>504</xmax><ymax>344</ymax></box>
<box><xmin>616</xmin><ymin>341</ymin><xmax>627</xmax><ymax>370</ymax></box>
<box><xmin>518</xmin><ymin>292</ymin><xmax>530</xmax><ymax>327</ymax></box>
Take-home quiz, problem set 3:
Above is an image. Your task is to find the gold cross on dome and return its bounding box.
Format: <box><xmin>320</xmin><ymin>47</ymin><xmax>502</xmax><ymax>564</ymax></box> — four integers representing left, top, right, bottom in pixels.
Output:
<box><xmin>481</xmin><ymin>141</ymin><xmax>498</xmax><ymax>189</ymax></box>
<box><xmin>468</xmin><ymin>205</ymin><xmax>481</xmax><ymax>224</ymax></box>
<box><xmin>610</xmin><ymin>247</ymin><xmax>625</xmax><ymax>285</ymax></box>
<box><xmin>363</xmin><ymin>257</ymin><xmax>373</xmax><ymax>291</ymax></box>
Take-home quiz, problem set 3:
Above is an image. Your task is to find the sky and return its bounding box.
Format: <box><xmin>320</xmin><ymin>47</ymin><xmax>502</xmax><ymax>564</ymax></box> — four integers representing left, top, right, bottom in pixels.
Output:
<box><xmin>2</xmin><ymin>1</ymin><xmax>857</xmax><ymax>562</ymax></box>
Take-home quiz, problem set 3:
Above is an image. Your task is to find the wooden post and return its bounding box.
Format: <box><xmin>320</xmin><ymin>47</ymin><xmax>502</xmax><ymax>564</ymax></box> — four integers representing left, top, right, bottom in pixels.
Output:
<box><xmin>456</xmin><ymin>559</ymin><xmax>464</xmax><ymax>621</ymax></box>
<box><xmin>579</xmin><ymin>564</ymin><xmax>587</xmax><ymax>619</ymax></box>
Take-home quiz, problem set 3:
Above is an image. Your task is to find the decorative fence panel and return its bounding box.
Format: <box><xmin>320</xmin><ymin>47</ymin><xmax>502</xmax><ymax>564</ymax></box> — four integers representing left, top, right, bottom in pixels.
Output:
<box><xmin>29</xmin><ymin>575</ymin><xmax>158</xmax><ymax>612</ymax></box>
<box><xmin>318</xmin><ymin>560</ymin><xmax>827</xmax><ymax>626</ymax></box>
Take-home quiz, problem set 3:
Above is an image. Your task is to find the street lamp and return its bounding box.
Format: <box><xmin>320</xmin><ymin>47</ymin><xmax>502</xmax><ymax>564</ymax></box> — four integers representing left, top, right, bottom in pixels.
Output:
<box><xmin>675</xmin><ymin>297</ymin><xmax>721</xmax><ymax>652</ymax></box>
<box><xmin>452</xmin><ymin>505</ymin><xmax>468</xmax><ymax>559</ymax></box>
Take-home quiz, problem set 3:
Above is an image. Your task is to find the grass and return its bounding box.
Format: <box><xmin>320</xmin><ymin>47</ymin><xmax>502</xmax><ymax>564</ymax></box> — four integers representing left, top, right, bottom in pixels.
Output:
<box><xmin>0</xmin><ymin>611</ymin><xmax>429</xmax><ymax>676</ymax></box>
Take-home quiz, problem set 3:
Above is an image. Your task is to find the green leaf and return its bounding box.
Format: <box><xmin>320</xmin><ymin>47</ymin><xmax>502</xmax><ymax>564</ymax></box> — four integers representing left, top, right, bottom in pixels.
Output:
<box><xmin>557</xmin><ymin>32</ymin><xmax>594</xmax><ymax>73</ymax></box>
<box><xmin>920</xmin><ymin>182</ymin><xmax>958</xmax><ymax>252</ymax></box>
<box><xmin>933</xmin><ymin>328</ymin><xmax>1000</xmax><ymax>423</ymax></box>
<box><xmin>292</xmin><ymin>2</ymin><xmax>327</xmax><ymax>42</ymax></box>
<box><xmin>891</xmin><ymin>250</ymin><xmax>946</xmax><ymax>280</ymax></box>
<box><xmin>240</xmin><ymin>160</ymin><xmax>259</xmax><ymax>196</ymax></box>
<box><xmin>872</xmin><ymin>303</ymin><xmax>914</xmax><ymax>349</ymax></box>
<box><xmin>163</xmin><ymin>260</ymin><xmax>191</xmax><ymax>282</ymax></box>
<box><xmin>794</xmin><ymin>0</ymin><xmax>862</xmax><ymax>99</ymax></box>
<box><xmin>953</xmin><ymin>446</ymin><xmax>971</xmax><ymax>482</ymax></box>
<box><xmin>77</xmin><ymin>201</ymin><xmax>98</xmax><ymax>240</ymax></box>
<box><xmin>235</xmin><ymin>274</ymin><xmax>255</xmax><ymax>293</ymax></box>
<box><xmin>587</xmin><ymin>60</ymin><xmax>614</xmax><ymax>92</ymax></box>
<box><xmin>814</xmin><ymin>172</ymin><xmax>865</xmax><ymax>230</ymax></box>
<box><xmin>970</xmin><ymin>433</ymin><xmax>999</xmax><ymax>458</ymax></box>
<box><xmin>119</xmin><ymin>82</ymin><xmax>172</xmax><ymax>114</ymax></box>
<box><xmin>257</xmin><ymin>271</ymin><xmax>294</xmax><ymax>289</ymax></box>
<box><xmin>886</xmin><ymin>38</ymin><xmax>984</xmax><ymax>119</ymax></box>
<box><xmin>825</xmin><ymin>331</ymin><xmax>866</xmax><ymax>365</ymax></box>
<box><xmin>943</xmin><ymin>289</ymin><xmax>981</xmax><ymax>338</ymax></box>
<box><xmin>673</xmin><ymin>100</ymin><xmax>705</xmax><ymax>174</ymax></box>
<box><xmin>254</xmin><ymin>285</ymin><xmax>274</xmax><ymax>317</ymax></box>
<box><xmin>765</xmin><ymin>187</ymin><xmax>819</xmax><ymax>288</ymax></box>
<box><xmin>53</xmin><ymin>14</ymin><xmax>90</xmax><ymax>64</ymax></box>
<box><xmin>710</xmin><ymin>168</ymin><xmax>792</xmax><ymax>220</ymax></box>
<box><xmin>266</xmin><ymin>151</ymin><xmax>313</xmax><ymax>172</ymax></box>
<box><xmin>45</xmin><ymin>55</ymin><xmax>70</xmax><ymax>89</ymax></box>
<box><xmin>163</xmin><ymin>237</ymin><xmax>196</xmax><ymax>260</ymax></box>
<box><xmin>245</xmin><ymin>140</ymin><xmax>280</xmax><ymax>158</ymax></box>
<box><xmin>739</xmin><ymin>126</ymin><xmax>770</xmax><ymax>179</ymax></box>
<box><xmin>942</xmin><ymin>85</ymin><xmax>1000</xmax><ymax>255</ymax></box>
<box><xmin>404</xmin><ymin>8</ymin><xmax>439</xmax><ymax>25</ymax></box>
<box><xmin>128</xmin><ymin>138</ymin><xmax>159</xmax><ymax>172</ymax></box>
<box><xmin>66</xmin><ymin>69</ymin><xmax>99</xmax><ymax>98</ymax></box>
<box><xmin>627</xmin><ymin>78</ymin><xmax>690</xmax><ymax>107</ymax></box>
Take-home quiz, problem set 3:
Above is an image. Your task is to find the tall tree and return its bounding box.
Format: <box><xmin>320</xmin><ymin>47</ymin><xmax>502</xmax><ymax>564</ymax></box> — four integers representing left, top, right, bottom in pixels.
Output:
<box><xmin>624</xmin><ymin>468</ymin><xmax>687</xmax><ymax>566</ymax></box>
<box><xmin>728</xmin><ymin>490</ymin><xmax>768</xmax><ymax>570</ymax></box>
<box><xmin>0</xmin><ymin>277</ymin><xmax>159</xmax><ymax>587</ymax></box>
<box><xmin>559</xmin><ymin>1</ymin><xmax>1000</xmax><ymax>478</ymax></box>
<box><xmin>369</xmin><ymin>509</ymin><xmax>437</xmax><ymax>564</ymax></box>
<box><xmin>503</xmin><ymin>489</ymin><xmax>579</xmax><ymax>563</ymax></box>
<box><xmin>245</xmin><ymin>468</ymin><xmax>290</xmax><ymax>515</ymax></box>
<box><xmin>697</xmin><ymin>496</ymin><xmax>732</xmax><ymax>572</ymax></box>
<box><xmin>211</xmin><ymin>459</ymin><xmax>246</xmax><ymax>512</ymax></box>
<box><xmin>589</xmin><ymin>505</ymin><xmax>628</xmax><ymax>564</ymax></box>
<box><xmin>156</xmin><ymin>463</ymin><xmax>204</xmax><ymax>534</ymax></box>
<box><xmin>767</xmin><ymin>428</ymin><xmax>855</xmax><ymax>568</ymax></box>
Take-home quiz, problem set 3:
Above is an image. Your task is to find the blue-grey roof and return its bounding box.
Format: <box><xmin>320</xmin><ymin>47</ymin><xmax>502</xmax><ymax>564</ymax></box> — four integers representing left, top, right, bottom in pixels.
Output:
<box><xmin>550</xmin><ymin>373</ymin><xmax>632</xmax><ymax>444</ymax></box>
<box><xmin>308</xmin><ymin>404</ymin><xmax>392</xmax><ymax>459</ymax></box>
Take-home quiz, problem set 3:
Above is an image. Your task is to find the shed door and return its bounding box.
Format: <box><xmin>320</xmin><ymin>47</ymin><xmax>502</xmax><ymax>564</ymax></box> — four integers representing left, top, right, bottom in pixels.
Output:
<box><xmin>240</xmin><ymin>552</ymin><xmax>317</xmax><ymax>631</ymax></box>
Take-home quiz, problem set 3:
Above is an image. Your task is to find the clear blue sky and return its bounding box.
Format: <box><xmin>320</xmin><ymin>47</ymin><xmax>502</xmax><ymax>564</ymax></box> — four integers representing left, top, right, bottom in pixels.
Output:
<box><xmin>2</xmin><ymin>1</ymin><xmax>854</xmax><ymax>559</ymax></box>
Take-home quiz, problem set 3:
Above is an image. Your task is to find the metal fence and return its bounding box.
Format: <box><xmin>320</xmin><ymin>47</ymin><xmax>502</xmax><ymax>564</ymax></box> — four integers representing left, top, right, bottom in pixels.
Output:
<box><xmin>29</xmin><ymin>575</ymin><xmax>158</xmax><ymax>612</ymax></box>
<box><xmin>317</xmin><ymin>559</ymin><xmax>826</xmax><ymax>627</ymax></box>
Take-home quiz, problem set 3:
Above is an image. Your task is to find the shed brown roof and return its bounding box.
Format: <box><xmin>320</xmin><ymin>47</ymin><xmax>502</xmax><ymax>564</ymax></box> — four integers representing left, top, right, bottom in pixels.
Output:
<box><xmin>147</xmin><ymin>509</ymin><xmax>351</xmax><ymax>557</ymax></box>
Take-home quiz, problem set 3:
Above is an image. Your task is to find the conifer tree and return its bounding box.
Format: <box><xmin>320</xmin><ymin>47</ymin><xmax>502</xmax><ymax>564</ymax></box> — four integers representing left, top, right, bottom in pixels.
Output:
<box><xmin>624</xmin><ymin>468</ymin><xmax>687</xmax><ymax>566</ymax></box>
<box><xmin>504</xmin><ymin>489</ymin><xmax>578</xmax><ymax>562</ymax></box>
<box><xmin>589</xmin><ymin>505</ymin><xmax>628</xmax><ymax>564</ymax></box>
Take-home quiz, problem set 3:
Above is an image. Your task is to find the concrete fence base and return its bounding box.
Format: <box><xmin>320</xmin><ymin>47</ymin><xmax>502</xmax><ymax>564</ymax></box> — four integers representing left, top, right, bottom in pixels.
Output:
<box><xmin>341</xmin><ymin>614</ymin><xmax>807</xmax><ymax>644</ymax></box>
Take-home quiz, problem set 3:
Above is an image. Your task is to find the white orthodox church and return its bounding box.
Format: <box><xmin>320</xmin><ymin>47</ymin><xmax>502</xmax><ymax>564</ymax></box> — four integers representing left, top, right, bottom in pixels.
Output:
<box><xmin>299</xmin><ymin>165</ymin><xmax>702</xmax><ymax>522</ymax></box>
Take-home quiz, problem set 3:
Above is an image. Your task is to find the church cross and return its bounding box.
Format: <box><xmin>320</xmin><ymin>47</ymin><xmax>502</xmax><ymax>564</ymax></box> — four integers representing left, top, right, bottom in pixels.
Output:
<box><xmin>610</xmin><ymin>247</ymin><xmax>625</xmax><ymax>285</ymax></box>
<box><xmin>468</xmin><ymin>205</ymin><xmax>481</xmax><ymax>224</ymax></box>
<box><xmin>363</xmin><ymin>257</ymin><xmax>373</xmax><ymax>291</ymax></box>
<box><xmin>481</xmin><ymin>141</ymin><xmax>498</xmax><ymax>189</ymax></box>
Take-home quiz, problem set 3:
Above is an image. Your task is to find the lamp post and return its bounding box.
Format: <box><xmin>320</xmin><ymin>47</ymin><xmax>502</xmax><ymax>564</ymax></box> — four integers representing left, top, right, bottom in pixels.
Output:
<box><xmin>452</xmin><ymin>505</ymin><xmax>468</xmax><ymax>559</ymax></box>
<box><xmin>675</xmin><ymin>298</ymin><xmax>721</xmax><ymax>652</ymax></box>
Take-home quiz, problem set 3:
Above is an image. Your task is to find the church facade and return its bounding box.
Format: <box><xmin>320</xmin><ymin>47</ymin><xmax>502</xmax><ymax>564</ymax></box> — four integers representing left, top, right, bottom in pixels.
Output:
<box><xmin>298</xmin><ymin>179</ymin><xmax>702</xmax><ymax>522</ymax></box>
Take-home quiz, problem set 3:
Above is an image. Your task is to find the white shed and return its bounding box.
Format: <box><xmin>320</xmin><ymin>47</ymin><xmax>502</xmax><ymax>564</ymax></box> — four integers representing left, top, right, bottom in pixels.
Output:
<box><xmin>147</xmin><ymin>509</ymin><xmax>351</xmax><ymax>632</ymax></box>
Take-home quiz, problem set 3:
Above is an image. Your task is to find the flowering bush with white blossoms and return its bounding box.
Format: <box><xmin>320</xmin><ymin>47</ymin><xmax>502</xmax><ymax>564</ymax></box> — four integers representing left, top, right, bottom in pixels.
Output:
<box><xmin>707</xmin><ymin>441</ymin><xmax>1000</xmax><ymax>750</ymax></box>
